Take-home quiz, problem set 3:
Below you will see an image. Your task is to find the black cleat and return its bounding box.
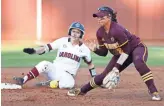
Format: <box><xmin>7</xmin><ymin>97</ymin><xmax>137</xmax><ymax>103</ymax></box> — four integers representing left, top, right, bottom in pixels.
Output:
<box><xmin>13</xmin><ymin>77</ymin><xmax>24</xmax><ymax>85</ymax></box>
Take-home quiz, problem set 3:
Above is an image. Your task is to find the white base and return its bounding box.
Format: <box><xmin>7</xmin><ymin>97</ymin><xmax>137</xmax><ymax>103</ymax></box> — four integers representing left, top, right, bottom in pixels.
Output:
<box><xmin>1</xmin><ymin>83</ymin><xmax>22</xmax><ymax>89</ymax></box>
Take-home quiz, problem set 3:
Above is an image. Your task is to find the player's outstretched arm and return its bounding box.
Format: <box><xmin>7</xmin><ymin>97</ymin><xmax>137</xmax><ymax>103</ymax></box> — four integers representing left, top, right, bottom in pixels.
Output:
<box><xmin>85</xmin><ymin>40</ymin><xmax>108</xmax><ymax>56</ymax></box>
<box><xmin>82</xmin><ymin>57</ymin><xmax>96</xmax><ymax>77</ymax></box>
<box><xmin>23</xmin><ymin>45</ymin><xmax>49</xmax><ymax>55</ymax></box>
<box><xmin>23</xmin><ymin>37</ymin><xmax>64</xmax><ymax>55</ymax></box>
<box><xmin>82</xmin><ymin>45</ymin><xmax>97</xmax><ymax>77</ymax></box>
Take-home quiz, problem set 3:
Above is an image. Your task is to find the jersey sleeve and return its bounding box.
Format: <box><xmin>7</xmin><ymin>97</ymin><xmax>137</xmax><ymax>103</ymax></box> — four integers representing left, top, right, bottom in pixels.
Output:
<box><xmin>94</xmin><ymin>30</ymin><xmax>108</xmax><ymax>56</ymax></box>
<box><xmin>46</xmin><ymin>38</ymin><xmax>63</xmax><ymax>51</ymax></box>
<box><xmin>82</xmin><ymin>46</ymin><xmax>92</xmax><ymax>64</ymax></box>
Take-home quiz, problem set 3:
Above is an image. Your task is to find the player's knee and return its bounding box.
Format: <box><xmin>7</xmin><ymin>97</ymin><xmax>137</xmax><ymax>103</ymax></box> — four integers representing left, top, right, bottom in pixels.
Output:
<box><xmin>66</xmin><ymin>82</ymin><xmax>75</xmax><ymax>89</ymax></box>
<box><xmin>133</xmin><ymin>55</ymin><xmax>146</xmax><ymax>63</ymax></box>
<box><xmin>38</xmin><ymin>60</ymin><xmax>49</xmax><ymax>65</ymax></box>
<box><xmin>133</xmin><ymin>58</ymin><xmax>146</xmax><ymax>70</ymax></box>
<box><xmin>35</xmin><ymin>60</ymin><xmax>52</xmax><ymax>73</ymax></box>
<box><xmin>59</xmin><ymin>80</ymin><xmax>75</xmax><ymax>89</ymax></box>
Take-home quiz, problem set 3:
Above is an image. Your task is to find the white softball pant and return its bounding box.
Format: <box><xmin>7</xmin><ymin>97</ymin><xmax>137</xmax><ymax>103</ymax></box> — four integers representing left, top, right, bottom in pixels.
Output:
<box><xmin>35</xmin><ymin>60</ymin><xmax>75</xmax><ymax>89</ymax></box>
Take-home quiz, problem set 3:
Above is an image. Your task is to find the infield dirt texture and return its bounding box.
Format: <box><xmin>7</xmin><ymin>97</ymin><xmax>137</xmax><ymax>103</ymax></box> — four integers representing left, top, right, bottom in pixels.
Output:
<box><xmin>1</xmin><ymin>67</ymin><xmax>164</xmax><ymax>106</ymax></box>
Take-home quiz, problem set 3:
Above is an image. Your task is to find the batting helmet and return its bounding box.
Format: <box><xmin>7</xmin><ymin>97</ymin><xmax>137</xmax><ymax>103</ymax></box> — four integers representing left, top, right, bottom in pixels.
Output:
<box><xmin>68</xmin><ymin>22</ymin><xmax>85</xmax><ymax>38</ymax></box>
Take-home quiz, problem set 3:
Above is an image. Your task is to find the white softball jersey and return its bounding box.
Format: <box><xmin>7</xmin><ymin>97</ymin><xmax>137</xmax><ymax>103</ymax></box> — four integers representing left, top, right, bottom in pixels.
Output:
<box><xmin>35</xmin><ymin>37</ymin><xmax>92</xmax><ymax>88</ymax></box>
<box><xmin>49</xmin><ymin>37</ymin><xmax>91</xmax><ymax>75</ymax></box>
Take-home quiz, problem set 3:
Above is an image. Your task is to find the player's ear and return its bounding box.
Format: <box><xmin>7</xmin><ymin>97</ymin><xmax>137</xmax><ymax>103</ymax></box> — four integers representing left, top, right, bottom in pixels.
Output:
<box><xmin>105</xmin><ymin>14</ymin><xmax>111</xmax><ymax>19</ymax></box>
<box><xmin>108</xmin><ymin>15</ymin><xmax>112</xmax><ymax>20</ymax></box>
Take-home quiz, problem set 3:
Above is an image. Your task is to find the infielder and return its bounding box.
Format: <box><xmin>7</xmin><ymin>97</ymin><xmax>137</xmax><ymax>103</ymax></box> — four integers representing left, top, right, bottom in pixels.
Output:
<box><xmin>13</xmin><ymin>22</ymin><xmax>96</xmax><ymax>89</ymax></box>
<box><xmin>67</xmin><ymin>6</ymin><xmax>161</xmax><ymax>101</ymax></box>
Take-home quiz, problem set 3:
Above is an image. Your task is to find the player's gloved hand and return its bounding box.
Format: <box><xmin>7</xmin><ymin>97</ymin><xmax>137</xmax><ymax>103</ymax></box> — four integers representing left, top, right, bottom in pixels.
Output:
<box><xmin>23</xmin><ymin>48</ymin><xmax>36</xmax><ymax>54</ymax></box>
<box><xmin>102</xmin><ymin>67</ymin><xmax>120</xmax><ymax>89</ymax></box>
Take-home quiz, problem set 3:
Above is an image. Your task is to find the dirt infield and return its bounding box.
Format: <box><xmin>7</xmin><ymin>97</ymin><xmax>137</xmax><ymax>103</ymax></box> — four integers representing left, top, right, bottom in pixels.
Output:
<box><xmin>1</xmin><ymin>67</ymin><xmax>164</xmax><ymax>106</ymax></box>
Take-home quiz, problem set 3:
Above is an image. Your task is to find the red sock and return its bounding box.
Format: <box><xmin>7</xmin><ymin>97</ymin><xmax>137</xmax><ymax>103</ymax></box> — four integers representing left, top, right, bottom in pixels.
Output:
<box><xmin>24</xmin><ymin>67</ymin><xmax>39</xmax><ymax>83</ymax></box>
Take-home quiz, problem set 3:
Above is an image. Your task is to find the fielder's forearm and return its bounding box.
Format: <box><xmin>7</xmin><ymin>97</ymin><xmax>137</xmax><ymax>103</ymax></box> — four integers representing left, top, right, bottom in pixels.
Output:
<box><xmin>115</xmin><ymin>52</ymin><xmax>129</xmax><ymax>69</ymax></box>
<box><xmin>94</xmin><ymin>46</ymin><xmax>108</xmax><ymax>56</ymax></box>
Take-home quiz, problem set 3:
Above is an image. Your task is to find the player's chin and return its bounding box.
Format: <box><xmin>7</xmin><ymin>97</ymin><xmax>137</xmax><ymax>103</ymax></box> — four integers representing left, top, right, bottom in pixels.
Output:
<box><xmin>98</xmin><ymin>22</ymin><xmax>104</xmax><ymax>26</ymax></box>
<box><xmin>71</xmin><ymin>37</ymin><xmax>80</xmax><ymax>41</ymax></box>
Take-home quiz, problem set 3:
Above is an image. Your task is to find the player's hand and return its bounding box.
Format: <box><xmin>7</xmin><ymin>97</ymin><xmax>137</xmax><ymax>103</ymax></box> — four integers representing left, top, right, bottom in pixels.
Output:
<box><xmin>23</xmin><ymin>48</ymin><xmax>36</xmax><ymax>54</ymax></box>
<box><xmin>85</xmin><ymin>40</ymin><xmax>98</xmax><ymax>51</ymax></box>
<box><xmin>102</xmin><ymin>67</ymin><xmax>120</xmax><ymax>89</ymax></box>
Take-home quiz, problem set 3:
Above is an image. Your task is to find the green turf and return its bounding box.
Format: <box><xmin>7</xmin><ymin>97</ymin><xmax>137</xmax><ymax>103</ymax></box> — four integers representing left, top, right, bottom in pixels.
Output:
<box><xmin>1</xmin><ymin>46</ymin><xmax>164</xmax><ymax>68</ymax></box>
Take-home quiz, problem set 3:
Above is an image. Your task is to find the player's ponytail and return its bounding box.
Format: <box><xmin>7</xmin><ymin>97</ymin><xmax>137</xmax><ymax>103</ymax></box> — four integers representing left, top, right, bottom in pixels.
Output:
<box><xmin>111</xmin><ymin>11</ymin><xmax>117</xmax><ymax>23</ymax></box>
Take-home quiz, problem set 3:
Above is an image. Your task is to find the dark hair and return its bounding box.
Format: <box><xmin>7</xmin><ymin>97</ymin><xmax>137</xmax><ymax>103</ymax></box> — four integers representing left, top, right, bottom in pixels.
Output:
<box><xmin>111</xmin><ymin>11</ymin><xmax>117</xmax><ymax>23</ymax></box>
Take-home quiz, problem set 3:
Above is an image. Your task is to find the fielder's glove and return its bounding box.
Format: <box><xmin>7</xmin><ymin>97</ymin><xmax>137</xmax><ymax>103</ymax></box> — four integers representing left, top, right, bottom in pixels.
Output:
<box><xmin>102</xmin><ymin>67</ymin><xmax>120</xmax><ymax>89</ymax></box>
<box><xmin>23</xmin><ymin>48</ymin><xmax>36</xmax><ymax>54</ymax></box>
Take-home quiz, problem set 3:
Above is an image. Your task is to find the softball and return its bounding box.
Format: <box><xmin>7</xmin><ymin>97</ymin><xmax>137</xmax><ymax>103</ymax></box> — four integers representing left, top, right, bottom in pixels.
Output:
<box><xmin>49</xmin><ymin>80</ymin><xmax>59</xmax><ymax>88</ymax></box>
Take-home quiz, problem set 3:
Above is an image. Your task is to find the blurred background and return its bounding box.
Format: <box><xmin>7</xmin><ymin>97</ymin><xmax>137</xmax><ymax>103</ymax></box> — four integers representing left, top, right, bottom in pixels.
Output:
<box><xmin>1</xmin><ymin>0</ymin><xmax>164</xmax><ymax>67</ymax></box>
